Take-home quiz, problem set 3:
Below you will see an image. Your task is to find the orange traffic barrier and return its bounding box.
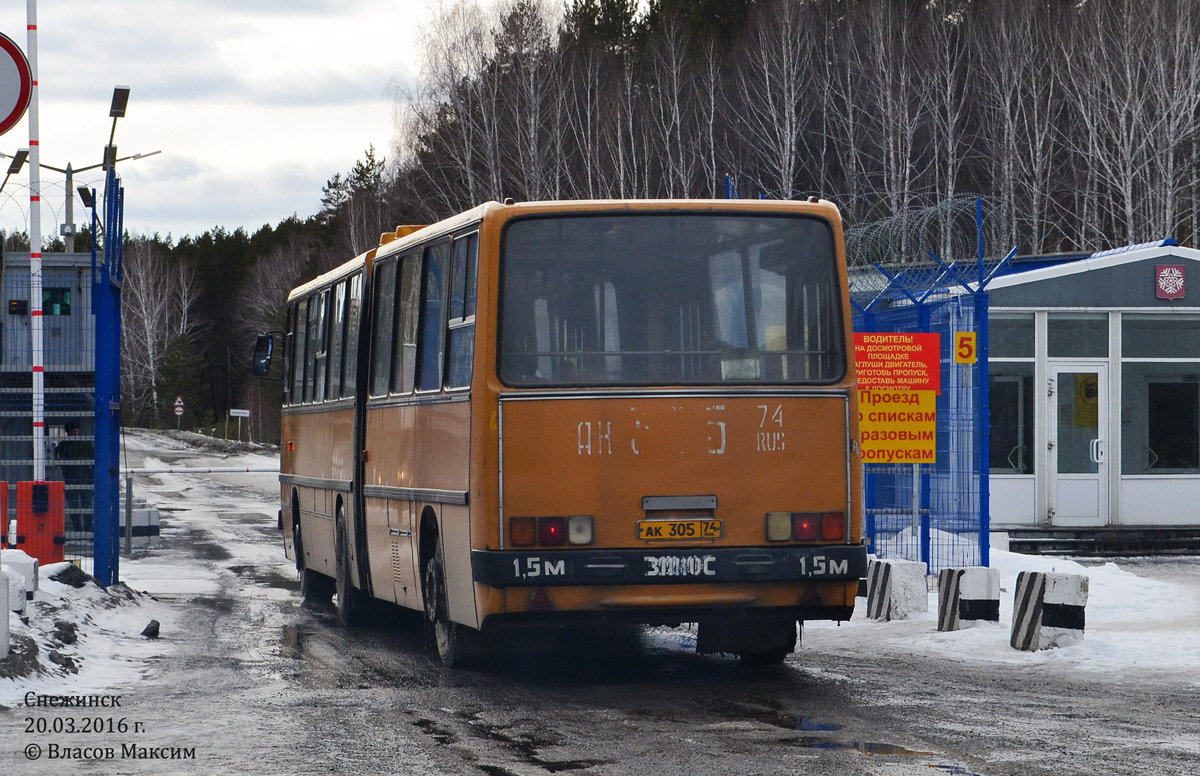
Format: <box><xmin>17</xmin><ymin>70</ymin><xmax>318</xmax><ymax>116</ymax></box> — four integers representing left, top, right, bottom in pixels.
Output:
<box><xmin>14</xmin><ymin>481</ymin><xmax>65</xmax><ymax>564</ymax></box>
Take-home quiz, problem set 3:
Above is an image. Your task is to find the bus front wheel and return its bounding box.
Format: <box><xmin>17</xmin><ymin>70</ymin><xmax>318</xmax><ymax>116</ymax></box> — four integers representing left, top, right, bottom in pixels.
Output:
<box><xmin>423</xmin><ymin>545</ymin><xmax>464</xmax><ymax>667</ymax></box>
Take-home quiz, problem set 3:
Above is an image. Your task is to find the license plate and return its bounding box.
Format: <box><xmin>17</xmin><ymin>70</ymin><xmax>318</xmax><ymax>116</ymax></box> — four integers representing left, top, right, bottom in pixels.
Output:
<box><xmin>638</xmin><ymin>519</ymin><xmax>722</xmax><ymax>541</ymax></box>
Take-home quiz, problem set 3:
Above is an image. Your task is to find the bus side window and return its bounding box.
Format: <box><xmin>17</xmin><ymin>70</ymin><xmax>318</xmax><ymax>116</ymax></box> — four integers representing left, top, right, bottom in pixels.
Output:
<box><xmin>446</xmin><ymin>233</ymin><xmax>478</xmax><ymax>389</ymax></box>
<box><xmin>417</xmin><ymin>241</ymin><xmax>451</xmax><ymax>392</ymax></box>
<box><xmin>392</xmin><ymin>253</ymin><xmax>421</xmax><ymax>394</ymax></box>
<box><xmin>294</xmin><ymin>298</ymin><xmax>309</xmax><ymax>403</ymax></box>
<box><xmin>370</xmin><ymin>261</ymin><xmax>398</xmax><ymax>397</ymax></box>
<box><xmin>311</xmin><ymin>289</ymin><xmax>329</xmax><ymax>402</ymax></box>
<box><xmin>328</xmin><ymin>281</ymin><xmax>347</xmax><ymax>399</ymax></box>
<box><xmin>343</xmin><ymin>273</ymin><xmax>362</xmax><ymax>398</ymax></box>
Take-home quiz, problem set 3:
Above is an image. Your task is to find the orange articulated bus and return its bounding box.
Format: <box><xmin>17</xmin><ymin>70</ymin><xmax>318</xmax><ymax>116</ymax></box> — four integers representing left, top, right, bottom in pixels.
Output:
<box><xmin>256</xmin><ymin>199</ymin><xmax>867</xmax><ymax>666</ymax></box>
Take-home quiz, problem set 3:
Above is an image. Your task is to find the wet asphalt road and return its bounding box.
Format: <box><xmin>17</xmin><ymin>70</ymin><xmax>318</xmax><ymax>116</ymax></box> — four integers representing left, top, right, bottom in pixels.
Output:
<box><xmin>7</xmin><ymin>435</ymin><xmax>1199</xmax><ymax>775</ymax></box>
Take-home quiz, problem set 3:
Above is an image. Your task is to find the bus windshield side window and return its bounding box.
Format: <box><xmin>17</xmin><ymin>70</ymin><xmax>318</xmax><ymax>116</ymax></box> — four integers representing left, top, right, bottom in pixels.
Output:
<box><xmin>417</xmin><ymin>241</ymin><xmax>451</xmax><ymax>392</ymax></box>
<box><xmin>370</xmin><ymin>261</ymin><xmax>398</xmax><ymax>397</ymax></box>
<box><xmin>283</xmin><ymin>304</ymin><xmax>295</xmax><ymax>405</ymax></box>
<box><xmin>342</xmin><ymin>273</ymin><xmax>363</xmax><ymax>398</ymax></box>
<box><xmin>446</xmin><ymin>233</ymin><xmax>478</xmax><ymax>389</ymax></box>
<box><xmin>294</xmin><ymin>298</ymin><xmax>308</xmax><ymax>402</ymax></box>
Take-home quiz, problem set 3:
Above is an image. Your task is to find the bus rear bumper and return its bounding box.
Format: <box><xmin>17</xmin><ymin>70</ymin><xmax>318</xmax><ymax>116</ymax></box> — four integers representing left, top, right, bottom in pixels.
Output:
<box><xmin>471</xmin><ymin>544</ymin><xmax>868</xmax><ymax>588</ymax></box>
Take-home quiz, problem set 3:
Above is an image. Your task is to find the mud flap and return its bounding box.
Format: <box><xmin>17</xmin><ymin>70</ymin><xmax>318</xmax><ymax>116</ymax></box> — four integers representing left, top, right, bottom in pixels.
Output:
<box><xmin>696</xmin><ymin>619</ymin><xmax>798</xmax><ymax>656</ymax></box>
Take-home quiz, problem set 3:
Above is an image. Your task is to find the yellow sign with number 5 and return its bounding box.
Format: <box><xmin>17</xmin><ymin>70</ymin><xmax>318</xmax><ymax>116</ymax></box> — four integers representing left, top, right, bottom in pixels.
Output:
<box><xmin>954</xmin><ymin>332</ymin><xmax>977</xmax><ymax>364</ymax></box>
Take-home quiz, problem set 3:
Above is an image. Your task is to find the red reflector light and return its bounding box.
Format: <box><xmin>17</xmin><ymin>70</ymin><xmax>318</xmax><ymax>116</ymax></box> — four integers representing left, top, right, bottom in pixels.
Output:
<box><xmin>821</xmin><ymin>512</ymin><xmax>846</xmax><ymax>541</ymax></box>
<box><xmin>511</xmin><ymin>516</ymin><xmax>536</xmax><ymax>546</ymax></box>
<box><xmin>792</xmin><ymin>512</ymin><xmax>819</xmax><ymax>541</ymax></box>
<box><xmin>539</xmin><ymin>516</ymin><xmax>565</xmax><ymax>545</ymax></box>
<box><xmin>530</xmin><ymin>588</ymin><xmax>555</xmax><ymax>610</ymax></box>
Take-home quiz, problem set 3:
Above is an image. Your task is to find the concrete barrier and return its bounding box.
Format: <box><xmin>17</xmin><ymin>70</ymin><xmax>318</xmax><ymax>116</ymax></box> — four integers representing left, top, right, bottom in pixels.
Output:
<box><xmin>118</xmin><ymin>502</ymin><xmax>161</xmax><ymax>547</ymax></box>
<box><xmin>937</xmin><ymin>567</ymin><xmax>1000</xmax><ymax>632</ymax></box>
<box><xmin>2</xmin><ymin>565</ymin><xmax>26</xmax><ymax>615</ymax></box>
<box><xmin>866</xmin><ymin>558</ymin><xmax>928</xmax><ymax>621</ymax></box>
<box><xmin>0</xmin><ymin>549</ymin><xmax>38</xmax><ymax>600</ymax></box>
<box><xmin>1011</xmin><ymin>571</ymin><xmax>1089</xmax><ymax>651</ymax></box>
<box><xmin>0</xmin><ymin>573</ymin><xmax>8</xmax><ymax>658</ymax></box>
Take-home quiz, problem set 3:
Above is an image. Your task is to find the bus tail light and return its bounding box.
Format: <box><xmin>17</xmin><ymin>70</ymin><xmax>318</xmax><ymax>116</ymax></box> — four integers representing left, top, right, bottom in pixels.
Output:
<box><xmin>511</xmin><ymin>517</ymin><xmax>536</xmax><ymax>546</ymax></box>
<box><xmin>567</xmin><ymin>514</ymin><xmax>594</xmax><ymax>545</ymax></box>
<box><xmin>792</xmin><ymin>512</ymin><xmax>819</xmax><ymax>541</ymax></box>
<box><xmin>539</xmin><ymin>516</ymin><xmax>566</xmax><ymax>545</ymax></box>
<box><xmin>821</xmin><ymin>512</ymin><xmax>846</xmax><ymax>541</ymax></box>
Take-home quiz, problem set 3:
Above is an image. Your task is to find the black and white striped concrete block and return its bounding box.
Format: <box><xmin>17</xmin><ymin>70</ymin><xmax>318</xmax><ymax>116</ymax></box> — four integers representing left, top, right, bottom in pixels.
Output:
<box><xmin>1010</xmin><ymin>571</ymin><xmax>1089</xmax><ymax>651</ymax></box>
<box><xmin>937</xmin><ymin>567</ymin><xmax>1000</xmax><ymax>632</ymax></box>
<box><xmin>866</xmin><ymin>558</ymin><xmax>928</xmax><ymax>621</ymax></box>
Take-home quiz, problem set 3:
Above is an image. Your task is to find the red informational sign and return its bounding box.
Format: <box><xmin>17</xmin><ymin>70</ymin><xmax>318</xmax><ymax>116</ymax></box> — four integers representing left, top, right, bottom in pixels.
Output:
<box><xmin>1156</xmin><ymin>264</ymin><xmax>1186</xmax><ymax>301</ymax></box>
<box><xmin>0</xmin><ymin>32</ymin><xmax>32</xmax><ymax>137</ymax></box>
<box><xmin>853</xmin><ymin>333</ymin><xmax>941</xmax><ymax>394</ymax></box>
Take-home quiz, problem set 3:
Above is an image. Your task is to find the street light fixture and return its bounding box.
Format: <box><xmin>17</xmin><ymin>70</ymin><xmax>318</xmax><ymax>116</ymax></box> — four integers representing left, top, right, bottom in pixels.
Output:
<box><xmin>0</xmin><ymin>148</ymin><xmax>28</xmax><ymax>193</ymax></box>
<box><xmin>105</xmin><ymin>86</ymin><xmax>130</xmax><ymax>169</ymax></box>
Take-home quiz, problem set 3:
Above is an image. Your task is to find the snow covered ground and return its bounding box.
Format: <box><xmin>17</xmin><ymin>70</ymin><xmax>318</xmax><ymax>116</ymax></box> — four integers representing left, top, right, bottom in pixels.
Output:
<box><xmin>3</xmin><ymin>428</ymin><xmax>1199</xmax><ymax>702</ymax></box>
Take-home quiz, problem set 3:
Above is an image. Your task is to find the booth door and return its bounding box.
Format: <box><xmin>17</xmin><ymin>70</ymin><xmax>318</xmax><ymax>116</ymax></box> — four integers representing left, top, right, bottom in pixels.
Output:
<box><xmin>1049</xmin><ymin>365</ymin><xmax>1108</xmax><ymax>526</ymax></box>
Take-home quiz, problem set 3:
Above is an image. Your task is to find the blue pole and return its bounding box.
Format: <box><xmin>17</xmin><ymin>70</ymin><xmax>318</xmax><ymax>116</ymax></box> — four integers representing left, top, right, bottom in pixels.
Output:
<box><xmin>977</xmin><ymin>291</ymin><xmax>990</xmax><ymax>568</ymax></box>
<box><xmin>90</xmin><ymin>169</ymin><xmax>123</xmax><ymax>586</ymax></box>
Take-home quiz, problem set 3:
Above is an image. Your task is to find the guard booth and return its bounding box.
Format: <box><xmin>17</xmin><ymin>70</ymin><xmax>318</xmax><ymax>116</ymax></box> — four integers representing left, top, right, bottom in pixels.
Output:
<box><xmin>985</xmin><ymin>242</ymin><xmax>1200</xmax><ymax>534</ymax></box>
<box><xmin>0</xmin><ymin>251</ymin><xmax>96</xmax><ymax>561</ymax></box>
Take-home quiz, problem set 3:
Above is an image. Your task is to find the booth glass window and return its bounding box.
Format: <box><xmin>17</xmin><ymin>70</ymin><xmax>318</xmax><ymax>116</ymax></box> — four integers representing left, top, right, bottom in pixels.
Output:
<box><xmin>1123</xmin><ymin>314</ymin><xmax>1200</xmax><ymax>359</ymax></box>
<box><xmin>1048</xmin><ymin>314</ymin><xmax>1107</xmax><ymax>358</ymax></box>
<box><xmin>990</xmin><ymin>314</ymin><xmax>1034</xmax><ymax>358</ymax></box>
<box><xmin>989</xmin><ymin>362</ymin><xmax>1035</xmax><ymax>474</ymax></box>
<box><xmin>1122</xmin><ymin>315</ymin><xmax>1200</xmax><ymax>474</ymax></box>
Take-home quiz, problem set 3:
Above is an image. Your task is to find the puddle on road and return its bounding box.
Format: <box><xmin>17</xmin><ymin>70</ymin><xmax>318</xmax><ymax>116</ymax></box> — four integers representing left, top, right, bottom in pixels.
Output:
<box><xmin>280</xmin><ymin>624</ymin><xmax>306</xmax><ymax>660</ymax></box>
<box><xmin>449</xmin><ymin>711</ymin><xmax>612</xmax><ymax>773</ymax></box>
<box><xmin>797</xmin><ymin>718</ymin><xmax>843</xmax><ymax>732</ymax></box>
<box><xmin>787</xmin><ymin>737</ymin><xmax>934</xmax><ymax>756</ymax></box>
<box><xmin>228</xmin><ymin>564</ymin><xmax>300</xmax><ymax>592</ymax></box>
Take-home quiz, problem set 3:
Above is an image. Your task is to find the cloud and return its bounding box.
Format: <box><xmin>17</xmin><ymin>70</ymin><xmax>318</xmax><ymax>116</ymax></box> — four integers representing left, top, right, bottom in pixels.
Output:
<box><xmin>0</xmin><ymin>0</ymin><xmax>432</xmax><ymax>239</ymax></box>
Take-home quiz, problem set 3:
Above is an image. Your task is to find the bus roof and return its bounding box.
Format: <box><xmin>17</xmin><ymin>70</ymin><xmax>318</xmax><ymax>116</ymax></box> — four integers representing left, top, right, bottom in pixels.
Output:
<box><xmin>288</xmin><ymin>198</ymin><xmax>842</xmax><ymax>301</ymax></box>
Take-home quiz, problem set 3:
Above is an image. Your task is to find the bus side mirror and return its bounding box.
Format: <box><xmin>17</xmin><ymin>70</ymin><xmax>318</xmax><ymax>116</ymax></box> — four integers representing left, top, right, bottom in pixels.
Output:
<box><xmin>252</xmin><ymin>334</ymin><xmax>274</xmax><ymax>377</ymax></box>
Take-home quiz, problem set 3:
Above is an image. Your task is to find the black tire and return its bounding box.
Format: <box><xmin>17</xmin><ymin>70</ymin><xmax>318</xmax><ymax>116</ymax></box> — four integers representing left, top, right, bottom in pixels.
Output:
<box><xmin>334</xmin><ymin>505</ymin><xmax>363</xmax><ymax>627</ymax></box>
<box><xmin>423</xmin><ymin>543</ymin><xmax>465</xmax><ymax>667</ymax></box>
<box><xmin>294</xmin><ymin>515</ymin><xmax>333</xmax><ymax>604</ymax></box>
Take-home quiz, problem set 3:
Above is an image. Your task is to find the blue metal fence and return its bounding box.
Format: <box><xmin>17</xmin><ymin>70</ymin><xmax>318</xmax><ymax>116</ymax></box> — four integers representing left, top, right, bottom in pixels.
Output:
<box><xmin>852</xmin><ymin>252</ymin><xmax>1011</xmax><ymax>572</ymax></box>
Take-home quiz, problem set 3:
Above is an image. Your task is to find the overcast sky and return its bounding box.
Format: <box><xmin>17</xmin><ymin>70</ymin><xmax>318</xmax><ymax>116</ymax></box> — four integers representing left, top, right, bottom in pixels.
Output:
<box><xmin>0</xmin><ymin>0</ymin><xmax>435</xmax><ymax>242</ymax></box>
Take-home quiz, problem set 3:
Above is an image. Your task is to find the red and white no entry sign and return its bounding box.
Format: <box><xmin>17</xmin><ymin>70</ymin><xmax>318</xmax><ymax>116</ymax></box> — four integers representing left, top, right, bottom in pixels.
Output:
<box><xmin>0</xmin><ymin>32</ymin><xmax>31</xmax><ymax>137</ymax></box>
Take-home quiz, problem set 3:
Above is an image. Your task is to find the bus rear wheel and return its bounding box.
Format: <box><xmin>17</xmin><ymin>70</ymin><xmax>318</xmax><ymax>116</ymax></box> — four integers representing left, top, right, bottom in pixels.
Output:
<box><xmin>334</xmin><ymin>505</ymin><xmax>363</xmax><ymax>627</ymax></box>
<box><xmin>423</xmin><ymin>545</ymin><xmax>465</xmax><ymax>667</ymax></box>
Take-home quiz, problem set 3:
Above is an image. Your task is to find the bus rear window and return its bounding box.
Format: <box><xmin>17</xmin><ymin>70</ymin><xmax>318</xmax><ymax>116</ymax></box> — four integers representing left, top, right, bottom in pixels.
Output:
<box><xmin>499</xmin><ymin>213</ymin><xmax>845</xmax><ymax>386</ymax></box>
